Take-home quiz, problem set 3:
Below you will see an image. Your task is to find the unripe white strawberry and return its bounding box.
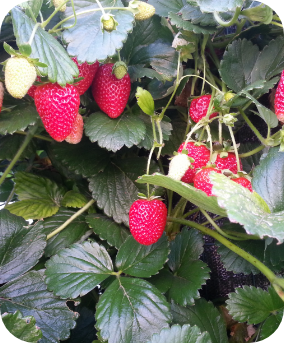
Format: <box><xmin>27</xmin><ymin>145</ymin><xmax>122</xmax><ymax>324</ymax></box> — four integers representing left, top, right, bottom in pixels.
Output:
<box><xmin>65</xmin><ymin>113</ymin><xmax>84</xmax><ymax>144</ymax></box>
<box><xmin>0</xmin><ymin>82</ymin><xmax>4</xmax><ymax>113</ymax></box>
<box><xmin>168</xmin><ymin>153</ymin><xmax>191</xmax><ymax>181</ymax></box>
<box><xmin>53</xmin><ymin>0</ymin><xmax>67</xmax><ymax>12</ymax></box>
<box><xmin>5</xmin><ymin>57</ymin><xmax>37</xmax><ymax>99</ymax></box>
<box><xmin>135</xmin><ymin>1</ymin><xmax>155</xmax><ymax>21</ymax></box>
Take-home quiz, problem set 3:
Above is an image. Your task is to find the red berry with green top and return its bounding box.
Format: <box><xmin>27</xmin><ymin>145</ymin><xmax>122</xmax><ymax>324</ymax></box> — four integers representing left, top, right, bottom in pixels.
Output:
<box><xmin>193</xmin><ymin>167</ymin><xmax>222</xmax><ymax>196</ymax></box>
<box><xmin>178</xmin><ymin>142</ymin><xmax>210</xmax><ymax>183</ymax></box>
<box><xmin>34</xmin><ymin>83</ymin><xmax>80</xmax><ymax>142</ymax></box>
<box><xmin>92</xmin><ymin>63</ymin><xmax>131</xmax><ymax>118</ymax></box>
<box><xmin>275</xmin><ymin>70</ymin><xmax>284</xmax><ymax>123</ymax></box>
<box><xmin>71</xmin><ymin>57</ymin><xmax>99</xmax><ymax>95</ymax></box>
<box><xmin>129</xmin><ymin>199</ymin><xmax>167</xmax><ymax>245</ymax></box>
<box><xmin>189</xmin><ymin>95</ymin><xmax>218</xmax><ymax>123</ymax></box>
<box><xmin>232</xmin><ymin>177</ymin><xmax>253</xmax><ymax>192</ymax></box>
<box><xmin>215</xmin><ymin>153</ymin><xmax>242</xmax><ymax>174</ymax></box>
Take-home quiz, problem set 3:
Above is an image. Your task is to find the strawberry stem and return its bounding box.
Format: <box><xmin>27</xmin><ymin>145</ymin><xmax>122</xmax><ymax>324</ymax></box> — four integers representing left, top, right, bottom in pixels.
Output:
<box><xmin>42</xmin><ymin>0</ymin><xmax>71</xmax><ymax>28</ymax></box>
<box><xmin>28</xmin><ymin>23</ymin><xmax>40</xmax><ymax>46</ymax></box>
<box><xmin>228</xmin><ymin>125</ymin><xmax>241</xmax><ymax>172</ymax></box>
<box><xmin>213</xmin><ymin>6</ymin><xmax>242</xmax><ymax>27</ymax></box>
<box><xmin>205</xmin><ymin>125</ymin><xmax>213</xmax><ymax>163</ymax></box>
<box><xmin>239</xmin><ymin>109</ymin><xmax>266</xmax><ymax>144</ymax></box>
<box><xmin>200</xmin><ymin>34</ymin><xmax>209</xmax><ymax>95</ymax></box>
<box><xmin>238</xmin><ymin>145</ymin><xmax>265</xmax><ymax>158</ymax></box>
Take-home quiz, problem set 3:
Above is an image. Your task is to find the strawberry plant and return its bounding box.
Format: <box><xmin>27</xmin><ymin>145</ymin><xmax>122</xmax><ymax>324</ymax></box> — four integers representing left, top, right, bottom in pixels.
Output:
<box><xmin>1</xmin><ymin>1</ymin><xmax>284</xmax><ymax>342</ymax></box>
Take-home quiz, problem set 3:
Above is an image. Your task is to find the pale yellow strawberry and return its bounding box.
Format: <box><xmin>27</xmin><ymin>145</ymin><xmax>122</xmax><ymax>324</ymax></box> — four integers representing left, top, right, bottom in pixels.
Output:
<box><xmin>5</xmin><ymin>57</ymin><xmax>37</xmax><ymax>99</ymax></box>
<box><xmin>53</xmin><ymin>0</ymin><xmax>67</xmax><ymax>12</ymax></box>
<box><xmin>65</xmin><ymin>113</ymin><xmax>84</xmax><ymax>144</ymax></box>
<box><xmin>135</xmin><ymin>1</ymin><xmax>155</xmax><ymax>21</ymax></box>
<box><xmin>102</xmin><ymin>17</ymin><xmax>115</xmax><ymax>32</ymax></box>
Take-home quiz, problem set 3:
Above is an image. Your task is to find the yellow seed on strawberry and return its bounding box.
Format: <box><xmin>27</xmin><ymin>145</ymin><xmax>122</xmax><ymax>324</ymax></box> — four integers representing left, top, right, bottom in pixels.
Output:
<box><xmin>135</xmin><ymin>1</ymin><xmax>155</xmax><ymax>21</ymax></box>
<box><xmin>5</xmin><ymin>57</ymin><xmax>37</xmax><ymax>99</ymax></box>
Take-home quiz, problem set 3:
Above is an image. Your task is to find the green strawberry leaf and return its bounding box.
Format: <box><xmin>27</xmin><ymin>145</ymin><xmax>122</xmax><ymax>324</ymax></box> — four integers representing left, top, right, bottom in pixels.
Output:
<box><xmin>50</xmin><ymin>139</ymin><xmax>110</xmax><ymax>178</ymax></box>
<box><xmin>115</xmin><ymin>234</ymin><xmax>169</xmax><ymax>278</ymax></box>
<box><xmin>226</xmin><ymin>286</ymin><xmax>284</xmax><ymax>324</ymax></box>
<box><xmin>252</xmin><ymin>147</ymin><xmax>284</xmax><ymax>213</ymax></box>
<box><xmin>0</xmin><ymin>134</ymin><xmax>37</xmax><ymax>161</ymax></box>
<box><xmin>211</xmin><ymin>172</ymin><xmax>284</xmax><ymax>243</ymax></box>
<box><xmin>136</xmin><ymin>87</ymin><xmax>155</xmax><ymax>116</ymax></box>
<box><xmin>6</xmin><ymin>172</ymin><xmax>66</xmax><ymax>219</ymax></box>
<box><xmin>42</xmin><ymin>208</ymin><xmax>90</xmax><ymax>257</ymax></box>
<box><xmin>220</xmin><ymin>37</ymin><xmax>284</xmax><ymax>93</ymax></box>
<box><xmin>259</xmin><ymin>310</ymin><xmax>284</xmax><ymax>341</ymax></box>
<box><xmin>136</xmin><ymin>173</ymin><xmax>227</xmax><ymax>216</ymax></box>
<box><xmin>0</xmin><ymin>103</ymin><xmax>40</xmax><ymax>135</ymax></box>
<box><xmin>45</xmin><ymin>241</ymin><xmax>114</xmax><ymax>299</ymax></box>
<box><xmin>147</xmin><ymin>324</ymin><xmax>212</xmax><ymax>343</ymax></box>
<box><xmin>149</xmin><ymin>268</ymin><xmax>175</xmax><ymax>294</ymax></box>
<box><xmin>11</xmin><ymin>7</ymin><xmax>79</xmax><ymax>86</ymax></box>
<box><xmin>2</xmin><ymin>311</ymin><xmax>42</xmax><ymax>343</ymax></box>
<box><xmin>195</xmin><ymin>0</ymin><xmax>243</xmax><ymax>12</ymax></box>
<box><xmin>0</xmin><ymin>209</ymin><xmax>46</xmax><ymax>284</ymax></box>
<box><xmin>20</xmin><ymin>0</ymin><xmax>43</xmax><ymax>20</ymax></box>
<box><xmin>148</xmin><ymin>0</ymin><xmax>185</xmax><ymax>17</ymax></box>
<box><xmin>162</xmin><ymin>113</ymin><xmax>187</xmax><ymax>155</ymax></box>
<box><xmin>62</xmin><ymin>0</ymin><xmax>134</xmax><ymax>62</ymax></box>
<box><xmin>168</xmin><ymin>12</ymin><xmax>217</xmax><ymax>34</ymax></box>
<box><xmin>84</xmin><ymin>112</ymin><xmax>146</xmax><ymax>152</ymax></box>
<box><xmin>88</xmin><ymin>157</ymin><xmax>160</xmax><ymax>225</ymax></box>
<box><xmin>0</xmin><ymin>270</ymin><xmax>77</xmax><ymax>343</ymax></box>
<box><xmin>171</xmin><ymin>299</ymin><xmax>229</xmax><ymax>343</ymax></box>
<box><xmin>0</xmin><ymin>180</ymin><xmax>15</xmax><ymax>202</ymax></box>
<box><xmin>181</xmin><ymin>3</ymin><xmax>217</xmax><ymax>26</ymax></box>
<box><xmin>61</xmin><ymin>190</ymin><xmax>88</xmax><ymax>208</ymax></box>
<box><xmin>96</xmin><ymin>277</ymin><xmax>172</xmax><ymax>343</ymax></box>
<box><xmin>86</xmin><ymin>214</ymin><xmax>130</xmax><ymax>249</ymax></box>
<box><xmin>167</xmin><ymin>229</ymin><xmax>210</xmax><ymax>306</ymax></box>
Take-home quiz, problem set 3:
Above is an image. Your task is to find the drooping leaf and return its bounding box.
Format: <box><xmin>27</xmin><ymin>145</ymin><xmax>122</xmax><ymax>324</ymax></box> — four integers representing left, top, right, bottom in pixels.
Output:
<box><xmin>96</xmin><ymin>277</ymin><xmax>172</xmax><ymax>343</ymax></box>
<box><xmin>50</xmin><ymin>139</ymin><xmax>110</xmax><ymax>178</ymax></box>
<box><xmin>11</xmin><ymin>7</ymin><xmax>79</xmax><ymax>86</ymax></box>
<box><xmin>211</xmin><ymin>172</ymin><xmax>284</xmax><ymax>243</ymax></box>
<box><xmin>196</xmin><ymin>0</ymin><xmax>243</xmax><ymax>13</ymax></box>
<box><xmin>2</xmin><ymin>311</ymin><xmax>42</xmax><ymax>343</ymax></box>
<box><xmin>147</xmin><ymin>324</ymin><xmax>212</xmax><ymax>343</ymax></box>
<box><xmin>136</xmin><ymin>173</ymin><xmax>227</xmax><ymax>216</ymax></box>
<box><xmin>84</xmin><ymin>112</ymin><xmax>146</xmax><ymax>152</ymax></box>
<box><xmin>171</xmin><ymin>299</ymin><xmax>229</xmax><ymax>343</ymax></box>
<box><xmin>115</xmin><ymin>234</ymin><xmax>169</xmax><ymax>278</ymax></box>
<box><xmin>45</xmin><ymin>241</ymin><xmax>114</xmax><ymax>299</ymax></box>
<box><xmin>259</xmin><ymin>310</ymin><xmax>284</xmax><ymax>341</ymax></box>
<box><xmin>148</xmin><ymin>0</ymin><xmax>185</xmax><ymax>17</ymax></box>
<box><xmin>0</xmin><ymin>209</ymin><xmax>46</xmax><ymax>284</ymax></box>
<box><xmin>0</xmin><ymin>134</ymin><xmax>36</xmax><ymax>161</ymax></box>
<box><xmin>167</xmin><ymin>229</ymin><xmax>210</xmax><ymax>306</ymax></box>
<box><xmin>42</xmin><ymin>208</ymin><xmax>90</xmax><ymax>257</ymax></box>
<box><xmin>226</xmin><ymin>286</ymin><xmax>284</xmax><ymax>324</ymax></box>
<box><xmin>88</xmin><ymin>157</ymin><xmax>160</xmax><ymax>225</ymax></box>
<box><xmin>0</xmin><ymin>270</ymin><xmax>77</xmax><ymax>343</ymax></box>
<box><xmin>252</xmin><ymin>147</ymin><xmax>284</xmax><ymax>213</ymax></box>
<box><xmin>181</xmin><ymin>3</ymin><xmax>217</xmax><ymax>26</ymax></box>
<box><xmin>63</xmin><ymin>0</ymin><xmax>134</xmax><ymax>62</ymax></box>
<box><xmin>61</xmin><ymin>190</ymin><xmax>88</xmax><ymax>208</ymax></box>
<box><xmin>86</xmin><ymin>214</ymin><xmax>130</xmax><ymax>249</ymax></box>
<box><xmin>168</xmin><ymin>12</ymin><xmax>217</xmax><ymax>34</ymax></box>
<box><xmin>0</xmin><ymin>103</ymin><xmax>40</xmax><ymax>135</ymax></box>
<box><xmin>6</xmin><ymin>172</ymin><xmax>65</xmax><ymax>219</ymax></box>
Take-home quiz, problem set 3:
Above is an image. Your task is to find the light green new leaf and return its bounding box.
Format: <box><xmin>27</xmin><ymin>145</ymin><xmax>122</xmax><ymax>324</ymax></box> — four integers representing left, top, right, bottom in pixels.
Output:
<box><xmin>2</xmin><ymin>311</ymin><xmax>42</xmax><ymax>343</ymax></box>
<box><xmin>115</xmin><ymin>234</ymin><xmax>169</xmax><ymax>278</ymax></box>
<box><xmin>211</xmin><ymin>172</ymin><xmax>284</xmax><ymax>243</ymax></box>
<box><xmin>0</xmin><ymin>209</ymin><xmax>46</xmax><ymax>284</ymax></box>
<box><xmin>0</xmin><ymin>270</ymin><xmax>77</xmax><ymax>343</ymax></box>
<box><xmin>6</xmin><ymin>172</ymin><xmax>65</xmax><ymax>219</ymax></box>
<box><xmin>96</xmin><ymin>277</ymin><xmax>172</xmax><ymax>343</ymax></box>
<box><xmin>84</xmin><ymin>112</ymin><xmax>146</xmax><ymax>152</ymax></box>
<box><xmin>226</xmin><ymin>286</ymin><xmax>284</xmax><ymax>324</ymax></box>
<box><xmin>136</xmin><ymin>87</ymin><xmax>155</xmax><ymax>116</ymax></box>
<box><xmin>167</xmin><ymin>229</ymin><xmax>210</xmax><ymax>306</ymax></box>
<box><xmin>86</xmin><ymin>214</ymin><xmax>130</xmax><ymax>249</ymax></box>
<box><xmin>45</xmin><ymin>241</ymin><xmax>114</xmax><ymax>298</ymax></box>
<box><xmin>147</xmin><ymin>324</ymin><xmax>212</xmax><ymax>343</ymax></box>
<box><xmin>136</xmin><ymin>173</ymin><xmax>227</xmax><ymax>216</ymax></box>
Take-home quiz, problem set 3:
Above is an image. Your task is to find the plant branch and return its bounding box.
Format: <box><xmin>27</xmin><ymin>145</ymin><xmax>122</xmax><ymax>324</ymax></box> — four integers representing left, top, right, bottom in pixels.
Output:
<box><xmin>239</xmin><ymin>109</ymin><xmax>266</xmax><ymax>144</ymax></box>
<box><xmin>46</xmin><ymin>199</ymin><xmax>95</xmax><ymax>240</ymax></box>
<box><xmin>228</xmin><ymin>125</ymin><xmax>241</xmax><ymax>172</ymax></box>
<box><xmin>42</xmin><ymin>0</ymin><xmax>70</xmax><ymax>28</ymax></box>
<box><xmin>213</xmin><ymin>6</ymin><xmax>241</xmax><ymax>27</ymax></box>
<box><xmin>239</xmin><ymin>145</ymin><xmax>265</xmax><ymax>158</ymax></box>
<box><xmin>15</xmin><ymin>131</ymin><xmax>54</xmax><ymax>142</ymax></box>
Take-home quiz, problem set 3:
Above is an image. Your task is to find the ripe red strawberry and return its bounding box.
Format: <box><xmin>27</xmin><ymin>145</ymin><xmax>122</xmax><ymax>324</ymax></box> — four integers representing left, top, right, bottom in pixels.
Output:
<box><xmin>189</xmin><ymin>95</ymin><xmax>218</xmax><ymax>123</ymax></box>
<box><xmin>71</xmin><ymin>57</ymin><xmax>99</xmax><ymax>95</ymax></box>
<box><xmin>215</xmin><ymin>152</ymin><xmax>242</xmax><ymax>174</ymax></box>
<box><xmin>275</xmin><ymin>70</ymin><xmax>284</xmax><ymax>123</ymax></box>
<box><xmin>27</xmin><ymin>76</ymin><xmax>41</xmax><ymax>98</ymax></box>
<box><xmin>129</xmin><ymin>199</ymin><xmax>167</xmax><ymax>245</ymax></box>
<box><xmin>65</xmin><ymin>113</ymin><xmax>84</xmax><ymax>144</ymax></box>
<box><xmin>232</xmin><ymin>177</ymin><xmax>253</xmax><ymax>192</ymax></box>
<box><xmin>193</xmin><ymin>167</ymin><xmax>222</xmax><ymax>196</ymax></box>
<box><xmin>34</xmin><ymin>83</ymin><xmax>80</xmax><ymax>142</ymax></box>
<box><xmin>92</xmin><ymin>63</ymin><xmax>131</xmax><ymax>118</ymax></box>
<box><xmin>0</xmin><ymin>81</ymin><xmax>4</xmax><ymax>113</ymax></box>
<box><xmin>178</xmin><ymin>142</ymin><xmax>210</xmax><ymax>183</ymax></box>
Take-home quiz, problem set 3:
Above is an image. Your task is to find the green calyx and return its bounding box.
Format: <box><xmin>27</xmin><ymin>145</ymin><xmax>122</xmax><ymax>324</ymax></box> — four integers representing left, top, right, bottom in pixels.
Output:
<box><xmin>112</xmin><ymin>61</ymin><xmax>128</xmax><ymax>80</ymax></box>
